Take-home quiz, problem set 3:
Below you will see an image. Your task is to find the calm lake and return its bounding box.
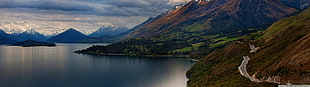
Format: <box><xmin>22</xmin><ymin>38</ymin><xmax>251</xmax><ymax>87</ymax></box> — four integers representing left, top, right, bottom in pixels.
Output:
<box><xmin>0</xmin><ymin>43</ymin><xmax>195</xmax><ymax>87</ymax></box>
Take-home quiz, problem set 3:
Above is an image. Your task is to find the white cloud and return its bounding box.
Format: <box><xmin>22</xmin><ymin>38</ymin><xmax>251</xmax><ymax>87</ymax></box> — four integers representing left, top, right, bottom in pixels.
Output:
<box><xmin>0</xmin><ymin>8</ymin><xmax>148</xmax><ymax>35</ymax></box>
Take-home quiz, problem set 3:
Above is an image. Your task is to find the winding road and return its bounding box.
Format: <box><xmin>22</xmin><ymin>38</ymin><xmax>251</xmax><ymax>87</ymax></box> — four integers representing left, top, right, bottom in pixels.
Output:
<box><xmin>238</xmin><ymin>56</ymin><xmax>261</xmax><ymax>82</ymax></box>
<box><xmin>238</xmin><ymin>43</ymin><xmax>282</xmax><ymax>84</ymax></box>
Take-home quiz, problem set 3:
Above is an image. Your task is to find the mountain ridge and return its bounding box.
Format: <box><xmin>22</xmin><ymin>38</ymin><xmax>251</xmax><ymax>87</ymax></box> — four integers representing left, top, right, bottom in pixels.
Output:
<box><xmin>46</xmin><ymin>28</ymin><xmax>89</xmax><ymax>43</ymax></box>
<box><xmin>124</xmin><ymin>0</ymin><xmax>303</xmax><ymax>39</ymax></box>
<box><xmin>12</xmin><ymin>29</ymin><xmax>47</xmax><ymax>41</ymax></box>
<box><xmin>0</xmin><ymin>29</ymin><xmax>17</xmax><ymax>44</ymax></box>
<box><xmin>88</xmin><ymin>25</ymin><xmax>128</xmax><ymax>37</ymax></box>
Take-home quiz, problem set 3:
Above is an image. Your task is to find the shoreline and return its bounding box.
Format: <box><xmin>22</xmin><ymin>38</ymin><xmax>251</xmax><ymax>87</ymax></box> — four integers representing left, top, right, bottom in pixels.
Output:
<box><xmin>75</xmin><ymin>51</ymin><xmax>190</xmax><ymax>58</ymax></box>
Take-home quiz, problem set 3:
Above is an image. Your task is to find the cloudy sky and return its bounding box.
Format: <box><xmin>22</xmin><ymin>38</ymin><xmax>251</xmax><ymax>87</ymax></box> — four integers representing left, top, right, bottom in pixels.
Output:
<box><xmin>0</xmin><ymin>0</ymin><xmax>190</xmax><ymax>35</ymax></box>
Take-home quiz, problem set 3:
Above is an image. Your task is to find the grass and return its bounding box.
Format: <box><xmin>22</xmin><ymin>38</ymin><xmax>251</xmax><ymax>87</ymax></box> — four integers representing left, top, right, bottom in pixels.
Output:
<box><xmin>156</xmin><ymin>43</ymin><xmax>164</xmax><ymax>45</ymax></box>
<box><xmin>192</xmin><ymin>42</ymin><xmax>203</xmax><ymax>47</ymax></box>
<box><xmin>182</xmin><ymin>23</ymin><xmax>205</xmax><ymax>32</ymax></box>
<box><xmin>201</xmin><ymin>34</ymin><xmax>220</xmax><ymax>39</ymax></box>
<box><xmin>170</xmin><ymin>35</ymin><xmax>241</xmax><ymax>53</ymax></box>
<box><xmin>182</xmin><ymin>20</ymin><xmax>212</xmax><ymax>32</ymax></box>
<box><xmin>171</xmin><ymin>46</ymin><xmax>193</xmax><ymax>53</ymax></box>
<box><xmin>209</xmin><ymin>37</ymin><xmax>240</xmax><ymax>48</ymax></box>
<box><xmin>169</xmin><ymin>42</ymin><xmax>204</xmax><ymax>53</ymax></box>
<box><xmin>262</xmin><ymin>17</ymin><xmax>293</xmax><ymax>39</ymax></box>
<box><xmin>209</xmin><ymin>41</ymin><xmax>226</xmax><ymax>48</ymax></box>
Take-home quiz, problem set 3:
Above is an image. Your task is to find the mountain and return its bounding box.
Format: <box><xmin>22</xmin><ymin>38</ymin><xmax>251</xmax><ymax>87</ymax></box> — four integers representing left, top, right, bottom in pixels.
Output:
<box><xmin>88</xmin><ymin>25</ymin><xmax>128</xmax><ymax>37</ymax></box>
<box><xmin>187</xmin><ymin>7</ymin><xmax>310</xmax><ymax>86</ymax></box>
<box><xmin>124</xmin><ymin>0</ymin><xmax>308</xmax><ymax>39</ymax></box>
<box><xmin>46</xmin><ymin>28</ymin><xmax>88</xmax><ymax>43</ymax></box>
<box><xmin>12</xmin><ymin>29</ymin><xmax>47</xmax><ymax>41</ymax></box>
<box><xmin>0</xmin><ymin>29</ymin><xmax>16</xmax><ymax>40</ymax></box>
<box><xmin>10</xmin><ymin>40</ymin><xmax>56</xmax><ymax>47</ymax></box>
<box><xmin>0</xmin><ymin>29</ymin><xmax>17</xmax><ymax>44</ymax></box>
<box><xmin>75</xmin><ymin>0</ymin><xmax>310</xmax><ymax>56</ymax></box>
<box><xmin>79</xmin><ymin>18</ymin><xmax>156</xmax><ymax>43</ymax></box>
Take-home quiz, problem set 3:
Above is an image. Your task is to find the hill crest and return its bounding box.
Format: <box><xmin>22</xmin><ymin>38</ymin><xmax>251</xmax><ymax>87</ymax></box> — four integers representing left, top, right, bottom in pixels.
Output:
<box><xmin>47</xmin><ymin>28</ymin><xmax>88</xmax><ymax>43</ymax></box>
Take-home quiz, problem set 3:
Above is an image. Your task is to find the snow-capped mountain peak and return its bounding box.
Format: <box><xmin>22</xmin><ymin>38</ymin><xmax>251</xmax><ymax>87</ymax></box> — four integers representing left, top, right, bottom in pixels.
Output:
<box><xmin>24</xmin><ymin>28</ymin><xmax>38</xmax><ymax>35</ymax></box>
<box><xmin>88</xmin><ymin>25</ymin><xmax>128</xmax><ymax>37</ymax></box>
<box><xmin>98</xmin><ymin>25</ymin><xmax>123</xmax><ymax>31</ymax></box>
<box><xmin>11</xmin><ymin>28</ymin><xmax>47</xmax><ymax>41</ymax></box>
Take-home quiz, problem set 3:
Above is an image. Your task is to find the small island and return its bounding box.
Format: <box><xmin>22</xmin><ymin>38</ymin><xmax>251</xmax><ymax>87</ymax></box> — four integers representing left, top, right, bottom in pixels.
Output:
<box><xmin>10</xmin><ymin>40</ymin><xmax>56</xmax><ymax>47</ymax></box>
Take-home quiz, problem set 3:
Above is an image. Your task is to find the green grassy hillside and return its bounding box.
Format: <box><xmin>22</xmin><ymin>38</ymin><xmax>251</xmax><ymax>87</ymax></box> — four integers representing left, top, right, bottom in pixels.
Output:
<box><xmin>187</xmin><ymin>7</ymin><xmax>310</xmax><ymax>87</ymax></box>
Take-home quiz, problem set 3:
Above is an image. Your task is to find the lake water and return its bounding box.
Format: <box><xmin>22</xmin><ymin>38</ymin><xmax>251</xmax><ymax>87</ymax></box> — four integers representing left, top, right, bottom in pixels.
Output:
<box><xmin>0</xmin><ymin>43</ymin><xmax>195</xmax><ymax>87</ymax></box>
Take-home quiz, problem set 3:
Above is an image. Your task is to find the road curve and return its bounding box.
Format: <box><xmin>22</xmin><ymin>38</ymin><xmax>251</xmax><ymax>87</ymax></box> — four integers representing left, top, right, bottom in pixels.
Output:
<box><xmin>238</xmin><ymin>56</ymin><xmax>262</xmax><ymax>82</ymax></box>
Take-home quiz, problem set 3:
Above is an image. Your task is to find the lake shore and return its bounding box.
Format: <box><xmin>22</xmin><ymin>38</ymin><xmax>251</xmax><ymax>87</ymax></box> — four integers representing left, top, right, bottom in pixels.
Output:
<box><xmin>75</xmin><ymin>51</ymin><xmax>190</xmax><ymax>58</ymax></box>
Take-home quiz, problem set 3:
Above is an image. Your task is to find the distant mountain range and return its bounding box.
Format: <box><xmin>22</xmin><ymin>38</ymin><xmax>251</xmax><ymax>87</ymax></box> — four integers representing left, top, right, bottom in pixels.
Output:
<box><xmin>0</xmin><ymin>30</ymin><xmax>17</xmax><ymax>44</ymax></box>
<box><xmin>1</xmin><ymin>28</ymin><xmax>92</xmax><ymax>44</ymax></box>
<box><xmin>12</xmin><ymin>29</ymin><xmax>47</xmax><ymax>41</ymax></box>
<box><xmin>88</xmin><ymin>25</ymin><xmax>128</xmax><ymax>37</ymax></box>
<box><xmin>0</xmin><ymin>24</ymin><xmax>130</xmax><ymax>43</ymax></box>
<box><xmin>46</xmin><ymin>28</ymin><xmax>89</xmax><ymax>43</ymax></box>
<box><xmin>79</xmin><ymin>18</ymin><xmax>157</xmax><ymax>43</ymax></box>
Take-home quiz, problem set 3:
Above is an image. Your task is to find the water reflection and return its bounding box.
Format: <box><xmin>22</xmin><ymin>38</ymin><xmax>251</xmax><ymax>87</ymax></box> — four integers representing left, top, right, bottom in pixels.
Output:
<box><xmin>0</xmin><ymin>44</ymin><xmax>195</xmax><ymax>87</ymax></box>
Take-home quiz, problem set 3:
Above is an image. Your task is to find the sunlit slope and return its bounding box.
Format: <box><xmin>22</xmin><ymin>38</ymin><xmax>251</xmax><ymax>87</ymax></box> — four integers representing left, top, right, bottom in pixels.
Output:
<box><xmin>187</xmin><ymin>7</ymin><xmax>310</xmax><ymax>87</ymax></box>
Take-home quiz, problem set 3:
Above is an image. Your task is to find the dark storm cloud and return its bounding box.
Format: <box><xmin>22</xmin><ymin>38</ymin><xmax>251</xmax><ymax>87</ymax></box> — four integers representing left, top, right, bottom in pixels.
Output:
<box><xmin>99</xmin><ymin>0</ymin><xmax>174</xmax><ymax>16</ymax></box>
<box><xmin>0</xmin><ymin>0</ymin><xmax>95</xmax><ymax>11</ymax></box>
<box><xmin>0</xmin><ymin>0</ymin><xmax>185</xmax><ymax>16</ymax></box>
